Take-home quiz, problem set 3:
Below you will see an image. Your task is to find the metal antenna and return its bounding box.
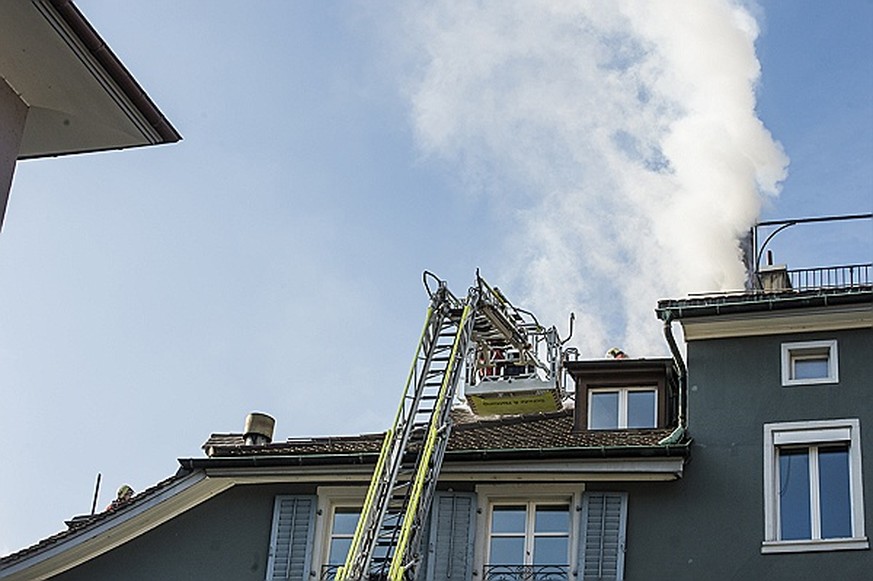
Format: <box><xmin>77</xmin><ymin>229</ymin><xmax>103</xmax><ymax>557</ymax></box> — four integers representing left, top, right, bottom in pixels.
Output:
<box><xmin>90</xmin><ymin>473</ymin><xmax>102</xmax><ymax>515</ymax></box>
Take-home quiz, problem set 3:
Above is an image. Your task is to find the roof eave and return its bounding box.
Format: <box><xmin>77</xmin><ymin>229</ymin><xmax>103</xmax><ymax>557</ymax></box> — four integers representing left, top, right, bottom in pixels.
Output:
<box><xmin>656</xmin><ymin>287</ymin><xmax>872</xmax><ymax>321</ymax></box>
<box><xmin>43</xmin><ymin>0</ymin><xmax>181</xmax><ymax>147</ymax></box>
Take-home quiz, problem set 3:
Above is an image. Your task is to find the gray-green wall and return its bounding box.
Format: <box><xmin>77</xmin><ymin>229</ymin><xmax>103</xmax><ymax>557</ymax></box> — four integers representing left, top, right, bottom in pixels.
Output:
<box><xmin>52</xmin><ymin>483</ymin><xmax>315</xmax><ymax>581</ymax></box>
<box><xmin>590</xmin><ymin>327</ymin><xmax>872</xmax><ymax>580</ymax></box>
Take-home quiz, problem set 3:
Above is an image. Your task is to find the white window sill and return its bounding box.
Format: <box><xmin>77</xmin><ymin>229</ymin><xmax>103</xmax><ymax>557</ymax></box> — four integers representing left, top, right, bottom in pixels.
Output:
<box><xmin>781</xmin><ymin>378</ymin><xmax>838</xmax><ymax>387</ymax></box>
<box><xmin>762</xmin><ymin>537</ymin><xmax>869</xmax><ymax>554</ymax></box>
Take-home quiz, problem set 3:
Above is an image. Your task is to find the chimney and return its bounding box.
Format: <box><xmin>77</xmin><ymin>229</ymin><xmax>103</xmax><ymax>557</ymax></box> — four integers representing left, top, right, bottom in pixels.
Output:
<box><xmin>243</xmin><ymin>412</ymin><xmax>275</xmax><ymax>446</ymax></box>
<box><xmin>758</xmin><ymin>264</ymin><xmax>792</xmax><ymax>292</ymax></box>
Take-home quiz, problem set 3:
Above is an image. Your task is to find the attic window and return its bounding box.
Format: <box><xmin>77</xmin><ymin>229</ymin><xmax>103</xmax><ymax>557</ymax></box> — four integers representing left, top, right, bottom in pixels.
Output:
<box><xmin>781</xmin><ymin>340</ymin><xmax>838</xmax><ymax>386</ymax></box>
<box><xmin>588</xmin><ymin>388</ymin><xmax>657</xmax><ymax>430</ymax></box>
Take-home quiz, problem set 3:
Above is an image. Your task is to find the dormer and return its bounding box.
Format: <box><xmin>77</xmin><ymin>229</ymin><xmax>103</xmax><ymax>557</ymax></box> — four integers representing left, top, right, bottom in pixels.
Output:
<box><xmin>565</xmin><ymin>358</ymin><xmax>678</xmax><ymax>432</ymax></box>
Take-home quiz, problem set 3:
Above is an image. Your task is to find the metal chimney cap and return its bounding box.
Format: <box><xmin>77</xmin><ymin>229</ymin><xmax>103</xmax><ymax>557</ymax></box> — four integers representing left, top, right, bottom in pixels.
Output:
<box><xmin>243</xmin><ymin>412</ymin><xmax>275</xmax><ymax>446</ymax></box>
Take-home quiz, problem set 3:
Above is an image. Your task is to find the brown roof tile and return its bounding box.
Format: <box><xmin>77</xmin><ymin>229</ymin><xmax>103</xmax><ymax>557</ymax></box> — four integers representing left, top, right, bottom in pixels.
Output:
<box><xmin>204</xmin><ymin>407</ymin><xmax>681</xmax><ymax>458</ymax></box>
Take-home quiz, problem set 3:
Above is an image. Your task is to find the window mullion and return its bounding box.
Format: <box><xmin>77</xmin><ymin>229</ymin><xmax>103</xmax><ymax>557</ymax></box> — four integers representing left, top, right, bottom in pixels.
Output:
<box><xmin>617</xmin><ymin>391</ymin><xmax>628</xmax><ymax>429</ymax></box>
<box><xmin>525</xmin><ymin>502</ymin><xmax>535</xmax><ymax>566</ymax></box>
<box><xmin>809</xmin><ymin>445</ymin><xmax>822</xmax><ymax>540</ymax></box>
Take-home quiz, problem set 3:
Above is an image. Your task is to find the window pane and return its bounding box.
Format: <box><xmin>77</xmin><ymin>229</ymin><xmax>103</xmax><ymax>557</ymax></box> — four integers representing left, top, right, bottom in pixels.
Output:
<box><xmin>491</xmin><ymin>505</ymin><xmax>526</xmax><ymax>533</ymax></box>
<box><xmin>793</xmin><ymin>357</ymin><xmax>829</xmax><ymax>380</ymax></box>
<box><xmin>489</xmin><ymin>536</ymin><xmax>525</xmax><ymax>565</ymax></box>
<box><xmin>533</xmin><ymin>535</ymin><xmax>569</xmax><ymax>565</ymax></box>
<box><xmin>590</xmin><ymin>392</ymin><xmax>618</xmax><ymax>429</ymax></box>
<box><xmin>779</xmin><ymin>448</ymin><xmax>811</xmax><ymax>540</ymax></box>
<box><xmin>819</xmin><ymin>445</ymin><xmax>852</xmax><ymax>539</ymax></box>
<box><xmin>627</xmin><ymin>390</ymin><xmax>656</xmax><ymax>428</ymax></box>
<box><xmin>328</xmin><ymin>538</ymin><xmax>352</xmax><ymax>565</ymax></box>
<box><xmin>332</xmin><ymin>508</ymin><xmax>360</xmax><ymax>535</ymax></box>
<box><xmin>535</xmin><ymin>505</ymin><xmax>570</xmax><ymax>533</ymax></box>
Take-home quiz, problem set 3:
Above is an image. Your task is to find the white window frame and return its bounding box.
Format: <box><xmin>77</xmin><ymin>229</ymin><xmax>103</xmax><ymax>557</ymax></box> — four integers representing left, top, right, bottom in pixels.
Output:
<box><xmin>474</xmin><ymin>484</ymin><xmax>582</xmax><ymax>577</ymax></box>
<box><xmin>781</xmin><ymin>340</ymin><xmax>839</xmax><ymax>386</ymax></box>
<box><xmin>762</xmin><ymin>419</ymin><xmax>868</xmax><ymax>553</ymax></box>
<box><xmin>313</xmin><ymin>486</ymin><xmax>366</xmax><ymax>578</ymax></box>
<box><xmin>587</xmin><ymin>387</ymin><xmax>657</xmax><ymax>430</ymax></box>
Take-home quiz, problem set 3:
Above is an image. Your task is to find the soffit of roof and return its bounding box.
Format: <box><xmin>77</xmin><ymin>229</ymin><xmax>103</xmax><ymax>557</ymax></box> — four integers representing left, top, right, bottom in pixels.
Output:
<box><xmin>658</xmin><ymin>288</ymin><xmax>872</xmax><ymax>340</ymax></box>
<box><xmin>678</xmin><ymin>300</ymin><xmax>870</xmax><ymax>340</ymax></box>
<box><xmin>0</xmin><ymin>1</ymin><xmax>180</xmax><ymax>160</ymax></box>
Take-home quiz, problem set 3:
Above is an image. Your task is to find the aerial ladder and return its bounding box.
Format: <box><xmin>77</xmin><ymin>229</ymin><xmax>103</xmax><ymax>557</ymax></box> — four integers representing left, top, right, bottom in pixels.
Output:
<box><xmin>337</xmin><ymin>272</ymin><xmax>564</xmax><ymax>581</ymax></box>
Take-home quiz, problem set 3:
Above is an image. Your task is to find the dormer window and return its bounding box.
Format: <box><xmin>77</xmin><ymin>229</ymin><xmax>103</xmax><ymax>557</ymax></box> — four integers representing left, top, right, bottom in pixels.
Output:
<box><xmin>588</xmin><ymin>388</ymin><xmax>657</xmax><ymax>429</ymax></box>
<box><xmin>566</xmin><ymin>358</ymin><xmax>677</xmax><ymax>433</ymax></box>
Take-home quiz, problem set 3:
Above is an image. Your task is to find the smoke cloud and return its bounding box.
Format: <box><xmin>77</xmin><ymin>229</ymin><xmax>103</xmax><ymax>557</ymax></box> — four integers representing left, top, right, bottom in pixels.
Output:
<box><xmin>396</xmin><ymin>0</ymin><xmax>788</xmax><ymax>356</ymax></box>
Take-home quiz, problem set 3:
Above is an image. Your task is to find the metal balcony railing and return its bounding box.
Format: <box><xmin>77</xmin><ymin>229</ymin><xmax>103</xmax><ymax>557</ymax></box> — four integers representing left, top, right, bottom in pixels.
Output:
<box><xmin>787</xmin><ymin>263</ymin><xmax>871</xmax><ymax>291</ymax></box>
<box><xmin>483</xmin><ymin>564</ymin><xmax>570</xmax><ymax>581</ymax></box>
<box><xmin>321</xmin><ymin>565</ymin><xmax>340</xmax><ymax>580</ymax></box>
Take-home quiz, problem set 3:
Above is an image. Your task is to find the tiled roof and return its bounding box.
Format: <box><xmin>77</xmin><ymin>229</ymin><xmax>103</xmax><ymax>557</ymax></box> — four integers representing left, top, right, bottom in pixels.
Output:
<box><xmin>203</xmin><ymin>407</ymin><xmax>682</xmax><ymax>458</ymax></box>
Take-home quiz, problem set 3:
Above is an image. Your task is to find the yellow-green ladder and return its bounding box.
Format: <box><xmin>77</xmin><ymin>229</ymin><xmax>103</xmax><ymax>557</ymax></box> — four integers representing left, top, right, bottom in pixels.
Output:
<box><xmin>338</xmin><ymin>272</ymin><xmax>550</xmax><ymax>581</ymax></box>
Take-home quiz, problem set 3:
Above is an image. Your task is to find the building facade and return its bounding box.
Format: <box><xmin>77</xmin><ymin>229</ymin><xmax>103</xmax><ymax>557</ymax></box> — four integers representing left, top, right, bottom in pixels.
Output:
<box><xmin>2</xmin><ymin>273</ymin><xmax>869</xmax><ymax>581</ymax></box>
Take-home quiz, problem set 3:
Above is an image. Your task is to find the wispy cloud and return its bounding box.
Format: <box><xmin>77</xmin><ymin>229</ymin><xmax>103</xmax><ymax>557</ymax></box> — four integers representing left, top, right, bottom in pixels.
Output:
<box><xmin>394</xmin><ymin>0</ymin><xmax>788</xmax><ymax>355</ymax></box>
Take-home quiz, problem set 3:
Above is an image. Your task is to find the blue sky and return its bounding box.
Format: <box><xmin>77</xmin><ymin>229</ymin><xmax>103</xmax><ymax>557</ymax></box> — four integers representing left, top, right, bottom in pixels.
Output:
<box><xmin>1</xmin><ymin>0</ymin><xmax>870</xmax><ymax>554</ymax></box>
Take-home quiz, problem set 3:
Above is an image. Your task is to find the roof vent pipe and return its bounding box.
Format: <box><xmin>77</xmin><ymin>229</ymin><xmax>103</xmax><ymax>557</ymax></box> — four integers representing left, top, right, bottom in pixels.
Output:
<box><xmin>244</xmin><ymin>412</ymin><xmax>275</xmax><ymax>446</ymax></box>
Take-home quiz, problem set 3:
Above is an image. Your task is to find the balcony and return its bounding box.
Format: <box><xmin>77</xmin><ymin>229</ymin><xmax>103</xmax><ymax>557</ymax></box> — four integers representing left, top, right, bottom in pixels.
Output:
<box><xmin>483</xmin><ymin>564</ymin><xmax>570</xmax><ymax>581</ymax></box>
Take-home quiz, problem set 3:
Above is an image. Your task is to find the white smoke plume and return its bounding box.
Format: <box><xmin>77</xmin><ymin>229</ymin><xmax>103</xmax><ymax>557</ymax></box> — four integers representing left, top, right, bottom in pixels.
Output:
<box><xmin>396</xmin><ymin>0</ymin><xmax>788</xmax><ymax>356</ymax></box>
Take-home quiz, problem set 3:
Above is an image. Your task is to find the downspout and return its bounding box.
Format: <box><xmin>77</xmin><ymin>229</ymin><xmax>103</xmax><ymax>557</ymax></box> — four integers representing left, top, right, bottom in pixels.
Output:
<box><xmin>658</xmin><ymin>314</ymin><xmax>687</xmax><ymax>446</ymax></box>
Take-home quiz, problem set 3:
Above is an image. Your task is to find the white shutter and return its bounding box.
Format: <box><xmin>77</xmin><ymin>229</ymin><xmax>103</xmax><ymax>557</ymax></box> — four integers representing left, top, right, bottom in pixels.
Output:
<box><xmin>266</xmin><ymin>495</ymin><xmax>317</xmax><ymax>581</ymax></box>
<box><xmin>578</xmin><ymin>492</ymin><xmax>628</xmax><ymax>581</ymax></box>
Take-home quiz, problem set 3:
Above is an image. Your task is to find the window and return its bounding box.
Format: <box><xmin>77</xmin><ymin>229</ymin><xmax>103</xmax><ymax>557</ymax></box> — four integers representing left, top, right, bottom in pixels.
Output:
<box><xmin>588</xmin><ymin>388</ymin><xmax>656</xmax><ymax>429</ymax></box>
<box><xmin>476</xmin><ymin>485</ymin><xmax>583</xmax><ymax>581</ymax></box>
<box><xmin>325</xmin><ymin>507</ymin><xmax>360</xmax><ymax>577</ymax></box>
<box><xmin>315</xmin><ymin>487</ymin><xmax>365</xmax><ymax>581</ymax></box>
<box><xmin>781</xmin><ymin>340</ymin><xmax>838</xmax><ymax>386</ymax></box>
<box><xmin>475</xmin><ymin>486</ymin><xmax>627</xmax><ymax>581</ymax></box>
<box><xmin>487</xmin><ymin>502</ymin><xmax>571</xmax><ymax>574</ymax></box>
<box><xmin>485</xmin><ymin>501</ymin><xmax>571</xmax><ymax>580</ymax></box>
<box><xmin>763</xmin><ymin>419</ymin><xmax>868</xmax><ymax>553</ymax></box>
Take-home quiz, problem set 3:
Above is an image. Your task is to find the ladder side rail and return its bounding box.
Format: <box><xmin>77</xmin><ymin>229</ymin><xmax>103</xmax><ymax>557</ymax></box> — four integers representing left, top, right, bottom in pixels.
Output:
<box><xmin>388</xmin><ymin>293</ymin><xmax>479</xmax><ymax>581</ymax></box>
<box><xmin>368</xmin><ymin>320</ymin><xmax>462</xmax><ymax>579</ymax></box>
<box><xmin>338</xmin><ymin>293</ymin><xmax>451</xmax><ymax>581</ymax></box>
<box><xmin>395</xmin><ymin>378</ymin><xmax>462</xmax><ymax>581</ymax></box>
<box><xmin>337</xmin><ymin>428</ymin><xmax>395</xmax><ymax>581</ymax></box>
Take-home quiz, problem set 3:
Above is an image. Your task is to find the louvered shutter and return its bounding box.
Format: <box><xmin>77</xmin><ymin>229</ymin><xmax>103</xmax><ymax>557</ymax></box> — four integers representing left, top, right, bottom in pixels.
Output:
<box><xmin>425</xmin><ymin>492</ymin><xmax>477</xmax><ymax>581</ymax></box>
<box><xmin>265</xmin><ymin>495</ymin><xmax>317</xmax><ymax>581</ymax></box>
<box><xmin>578</xmin><ymin>492</ymin><xmax>628</xmax><ymax>581</ymax></box>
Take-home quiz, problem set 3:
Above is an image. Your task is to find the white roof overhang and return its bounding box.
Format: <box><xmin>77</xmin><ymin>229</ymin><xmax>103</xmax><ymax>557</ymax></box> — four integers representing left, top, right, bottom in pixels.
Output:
<box><xmin>0</xmin><ymin>0</ymin><xmax>180</xmax><ymax>160</ymax></box>
<box><xmin>680</xmin><ymin>302</ymin><xmax>872</xmax><ymax>341</ymax></box>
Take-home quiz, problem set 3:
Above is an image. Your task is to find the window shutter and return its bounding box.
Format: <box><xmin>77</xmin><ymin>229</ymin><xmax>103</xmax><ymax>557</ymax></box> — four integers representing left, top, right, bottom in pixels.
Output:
<box><xmin>578</xmin><ymin>492</ymin><xmax>628</xmax><ymax>581</ymax></box>
<box><xmin>265</xmin><ymin>495</ymin><xmax>317</xmax><ymax>581</ymax></box>
<box><xmin>425</xmin><ymin>492</ymin><xmax>477</xmax><ymax>581</ymax></box>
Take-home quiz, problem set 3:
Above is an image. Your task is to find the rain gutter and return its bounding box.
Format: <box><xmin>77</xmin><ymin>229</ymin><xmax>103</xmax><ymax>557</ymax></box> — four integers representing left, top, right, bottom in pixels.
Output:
<box><xmin>180</xmin><ymin>441</ymin><xmax>691</xmax><ymax>472</ymax></box>
<box><xmin>656</xmin><ymin>287</ymin><xmax>871</xmax><ymax>320</ymax></box>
